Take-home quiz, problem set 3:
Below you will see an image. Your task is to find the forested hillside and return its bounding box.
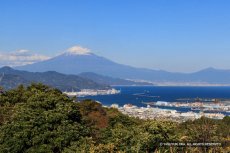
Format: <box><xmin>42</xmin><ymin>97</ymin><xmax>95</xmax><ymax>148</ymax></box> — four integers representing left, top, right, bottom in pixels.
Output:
<box><xmin>0</xmin><ymin>67</ymin><xmax>110</xmax><ymax>91</ymax></box>
<box><xmin>0</xmin><ymin>84</ymin><xmax>229</xmax><ymax>152</ymax></box>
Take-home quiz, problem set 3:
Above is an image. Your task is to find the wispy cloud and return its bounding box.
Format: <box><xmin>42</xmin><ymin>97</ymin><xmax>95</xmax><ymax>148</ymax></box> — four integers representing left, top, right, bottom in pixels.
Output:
<box><xmin>0</xmin><ymin>49</ymin><xmax>50</xmax><ymax>67</ymax></box>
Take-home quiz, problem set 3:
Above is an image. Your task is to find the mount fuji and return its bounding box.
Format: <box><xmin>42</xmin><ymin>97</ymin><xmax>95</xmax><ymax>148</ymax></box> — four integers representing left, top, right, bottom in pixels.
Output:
<box><xmin>15</xmin><ymin>46</ymin><xmax>230</xmax><ymax>85</ymax></box>
<box><xmin>16</xmin><ymin>47</ymin><xmax>176</xmax><ymax>81</ymax></box>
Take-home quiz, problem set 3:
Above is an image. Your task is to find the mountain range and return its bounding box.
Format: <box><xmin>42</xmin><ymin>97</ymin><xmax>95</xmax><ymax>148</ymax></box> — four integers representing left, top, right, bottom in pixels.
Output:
<box><xmin>0</xmin><ymin>66</ymin><xmax>151</xmax><ymax>91</ymax></box>
<box><xmin>0</xmin><ymin>66</ymin><xmax>110</xmax><ymax>91</ymax></box>
<box><xmin>15</xmin><ymin>50</ymin><xmax>230</xmax><ymax>85</ymax></box>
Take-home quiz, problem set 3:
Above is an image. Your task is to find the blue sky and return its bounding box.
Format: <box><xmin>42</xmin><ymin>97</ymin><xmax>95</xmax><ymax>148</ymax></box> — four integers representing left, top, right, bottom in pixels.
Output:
<box><xmin>1</xmin><ymin>0</ymin><xmax>230</xmax><ymax>72</ymax></box>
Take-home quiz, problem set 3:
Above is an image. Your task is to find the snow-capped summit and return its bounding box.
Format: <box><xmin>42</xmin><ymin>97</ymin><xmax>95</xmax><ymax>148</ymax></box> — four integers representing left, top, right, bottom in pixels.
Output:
<box><xmin>14</xmin><ymin>45</ymin><xmax>230</xmax><ymax>84</ymax></box>
<box><xmin>65</xmin><ymin>45</ymin><xmax>92</xmax><ymax>56</ymax></box>
<box><xmin>14</xmin><ymin>45</ymin><xmax>175</xmax><ymax>81</ymax></box>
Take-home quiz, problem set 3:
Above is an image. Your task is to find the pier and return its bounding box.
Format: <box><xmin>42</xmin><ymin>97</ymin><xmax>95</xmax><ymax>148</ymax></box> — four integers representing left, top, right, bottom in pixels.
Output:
<box><xmin>142</xmin><ymin>99</ymin><xmax>230</xmax><ymax>114</ymax></box>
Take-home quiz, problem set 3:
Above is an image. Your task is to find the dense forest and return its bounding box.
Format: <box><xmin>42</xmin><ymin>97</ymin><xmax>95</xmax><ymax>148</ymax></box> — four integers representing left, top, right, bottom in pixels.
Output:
<box><xmin>0</xmin><ymin>84</ymin><xmax>229</xmax><ymax>152</ymax></box>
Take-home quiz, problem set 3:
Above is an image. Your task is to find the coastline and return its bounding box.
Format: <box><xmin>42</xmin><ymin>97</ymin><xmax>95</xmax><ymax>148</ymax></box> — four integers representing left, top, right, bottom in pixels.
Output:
<box><xmin>109</xmin><ymin>104</ymin><xmax>226</xmax><ymax>123</ymax></box>
<box><xmin>63</xmin><ymin>88</ymin><xmax>120</xmax><ymax>97</ymax></box>
<box><xmin>77</xmin><ymin>86</ymin><xmax>230</xmax><ymax>117</ymax></box>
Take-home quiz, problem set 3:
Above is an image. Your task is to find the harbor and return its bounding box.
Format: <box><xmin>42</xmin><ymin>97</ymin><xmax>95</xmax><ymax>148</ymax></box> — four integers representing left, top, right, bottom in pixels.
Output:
<box><xmin>109</xmin><ymin>97</ymin><xmax>230</xmax><ymax>122</ymax></box>
<box><xmin>77</xmin><ymin>86</ymin><xmax>230</xmax><ymax>121</ymax></box>
<box><xmin>63</xmin><ymin>88</ymin><xmax>120</xmax><ymax>97</ymax></box>
<box><xmin>142</xmin><ymin>98</ymin><xmax>230</xmax><ymax>114</ymax></box>
<box><xmin>110</xmin><ymin>103</ymin><xmax>226</xmax><ymax>123</ymax></box>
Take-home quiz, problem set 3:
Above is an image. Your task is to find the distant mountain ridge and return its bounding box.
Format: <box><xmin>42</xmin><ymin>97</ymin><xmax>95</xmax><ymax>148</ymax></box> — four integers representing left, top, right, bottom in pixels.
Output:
<box><xmin>0</xmin><ymin>67</ymin><xmax>110</xmax><ymax>91</ymax></box>
<box><xmin>188</xmin><ymin>67</ymin><xmax>230</xmax><ymax>84</ymax></box>
<box><xmin>16</xmin><ymin>52</ymin><xmax>173</xmax><ymax>81</ymax></box>
<box><xmin>0</xmin><ymin>73</ymin><xmax>30</xmax><ymax>90</ymax></box>
<box><xmin>79</xmin><ymin>72</ymin><xmax>154</xmax><ymax>86</ymax></box>
<box><xmin>15</xmin><ymin>51</ymin><xmax>230</xmax><ymax>85</ymax></box>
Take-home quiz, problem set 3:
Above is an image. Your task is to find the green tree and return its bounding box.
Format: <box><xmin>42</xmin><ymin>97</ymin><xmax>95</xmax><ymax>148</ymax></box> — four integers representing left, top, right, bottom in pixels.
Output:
<box><xmin>0</xmin><ymin>83</ymin><xmax>90</xmax><ymax>153</ymax></box>
<box><xmin>0</xmin><ymin>86</ymin><xmax>3</xmax><ymax>93</ymax></box>
<box><xmin>100</xmin><ymin>116</ymin><xmax>178</xmax><ymax>152</ymax></box>
<box><xmin>1</xmin><ymin>83</ymin><xmax>229</xmax><ymax>152</ymax></box>
<box><xmin>141</xmin><ymin>120</ymin><xmax>178</xmax><ymax>152</ymax></box>
<box><xmin>178</xmin><ymin>117</ymin><xmax>229</xmax><ymax>153</ymax></box>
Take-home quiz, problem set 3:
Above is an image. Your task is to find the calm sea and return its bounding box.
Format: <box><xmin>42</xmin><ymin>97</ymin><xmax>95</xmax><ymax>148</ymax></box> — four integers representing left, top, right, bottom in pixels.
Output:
<box><xmin>78</xmin><ymin>86</ymin><xmax>230</xmax><ymax>115</ymax></box>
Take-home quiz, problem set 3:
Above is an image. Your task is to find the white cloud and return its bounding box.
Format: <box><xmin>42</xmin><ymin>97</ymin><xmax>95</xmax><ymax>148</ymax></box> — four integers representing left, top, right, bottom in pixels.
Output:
<box><xmin>15</xmin><ymin>49</ymin><xmax>30</xmax><ymax>54</ymax></box>
<box><xmin>66</xmin><ymin>45</ymin><xmax>92</xmax><ymax>55</ymax></box>
<box><xmin>0</xmin><ymin>49</ymin><xmax>50</xmax><ymax>67</ymax></box>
